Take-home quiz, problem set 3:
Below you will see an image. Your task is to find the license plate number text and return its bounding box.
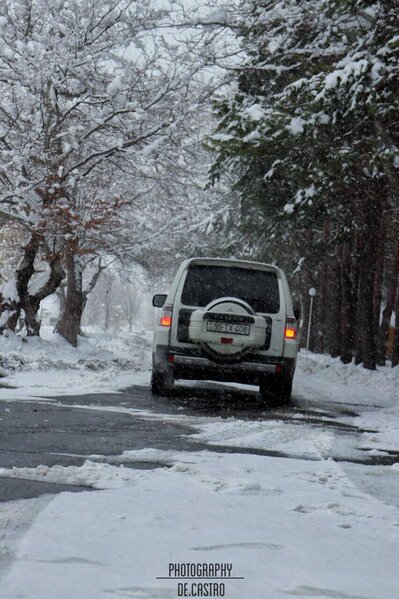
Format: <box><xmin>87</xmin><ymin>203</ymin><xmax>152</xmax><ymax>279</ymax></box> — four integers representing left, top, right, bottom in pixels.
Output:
<box><xmin>206</xmin><ymin>321</ymin><xmax>250</xmax><ymax>335</ymax></box>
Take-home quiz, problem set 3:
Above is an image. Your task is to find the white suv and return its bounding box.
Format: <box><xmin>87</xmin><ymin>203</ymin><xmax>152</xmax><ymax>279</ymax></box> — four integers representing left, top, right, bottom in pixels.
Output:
<box><xmin>151</xmin><ymin>258</ymin><xmax>299</xmax><ymax>404</ymax></box>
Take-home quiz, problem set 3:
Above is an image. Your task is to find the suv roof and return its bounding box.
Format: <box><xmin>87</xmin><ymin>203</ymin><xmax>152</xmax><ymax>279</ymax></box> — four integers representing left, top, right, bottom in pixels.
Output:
<box><xmin>183</xmin><ymin>257</ymin><xmax>280</xmax><ymax>274</ymax></box>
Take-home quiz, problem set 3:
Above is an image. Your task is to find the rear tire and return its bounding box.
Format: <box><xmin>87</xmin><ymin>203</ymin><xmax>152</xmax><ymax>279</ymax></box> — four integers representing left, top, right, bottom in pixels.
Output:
<box><xmin>150</xmin><ymin>370</ymin><xmax>174</xmax><ymax>396</ymax></box>
<box><xmin>259</xmin><ymin>375</ymin><xmax>292</xmax><ymax>406</ymax></box>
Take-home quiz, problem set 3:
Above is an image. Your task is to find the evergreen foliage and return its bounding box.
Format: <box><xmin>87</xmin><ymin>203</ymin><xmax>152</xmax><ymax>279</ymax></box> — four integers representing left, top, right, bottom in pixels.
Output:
<box><xmin>209</xmin><ymin>0</ymin><xmax>399</xmax><ymax>368</ymax></box>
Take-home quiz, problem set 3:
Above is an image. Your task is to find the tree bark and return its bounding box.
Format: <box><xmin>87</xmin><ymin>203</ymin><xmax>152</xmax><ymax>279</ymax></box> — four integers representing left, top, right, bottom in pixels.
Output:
<box><xmin>340</xmin><ymin>240</ymin><xmax>354</xmax><ymax>363</ymax></box>
<box><xmin>55</xmin><ymin>245</ymin><xmax>83</xmax><ymax>347</ymax></box>
<box><xmin>313</xmin><ymin>262</ymin><xmax>327</xmax><ymax>354</ymax></box>
<box><xmin>352</xmin><ymin>232</ymin><xmax>364</xmax><ymax>365</ymax></box>
<box><xmin>0</xmin><ymin>234</ymin><xmax>40</xmax><ymax>333</ymax></box>
<box><xmin>372</xmin><ymin>215</ymin><xmax>386</xmax><ymax>346</ymax></box>
<box><xmin>300</xmin><ymin>231</ymin><xmax>312</xmax><ymax>350</ymax></box>
<box><xmin>23</xmin><ymin>256</ymin><xmax>65</xmax><ymax>336</ymax></box>
<box><xmin>377</xmin><ymin>241</ymin><xmax>399</xmax><ymax>365</ymax></box>
<box><xmin>314</xmin><ymin>221</ymin><xmax>329</xmax><ymax>354</ymax></box>
<box><xmin>329</xmin><ymin>249</ymin><xmax>342</xmax><ymax>358</ymax></box>
<box><xmin>54</xmin><ymin>252</ymin><xmax>105</xmax><ymax>346</ymax></box>
<box><xmin>354</xmin><ymin>195</ymin><xmax>382</xmax><ymax>370</ymax></box>
<box><xmin>338</xmin><ymin>234</ymin><xmax>361</xmax><ymax>364</ymax></box>
<box><xmin>56</xmin><ymin>284</ymin><xmax>66</xmax><ymax>314</ymax></box>
<box><xmin>392</xmin><ymin>280</ymin><xmax>399</xmax><ymax>368</ymax></box>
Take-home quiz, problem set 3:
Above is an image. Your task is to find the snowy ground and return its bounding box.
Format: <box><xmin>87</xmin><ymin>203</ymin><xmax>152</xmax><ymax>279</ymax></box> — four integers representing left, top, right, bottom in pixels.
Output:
<box><xmin>2</xmin><ymin>450</ymin><xmax>399</xmax><ymax>599</ymax></box>
<box><xmin>0</xmin><ymin>331</ymin><xmax>399</xmax><ymax>598</ymax></box>
<box><xmin>0</xmin><ymin>326</ymin><xmax>152</xmax><ymax>398</ymax></box>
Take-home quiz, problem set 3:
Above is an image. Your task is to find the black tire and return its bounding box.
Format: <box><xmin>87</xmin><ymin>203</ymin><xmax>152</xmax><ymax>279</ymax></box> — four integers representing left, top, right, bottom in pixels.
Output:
<box><xmin>259</xmin><ymin>375</ymin><xmax>292</xmax><ymax>406</ymax></box>
<box><xmin>150</xmin><ymin>370</ymin><xmax>174</xmax><ymax>396</ymax></box>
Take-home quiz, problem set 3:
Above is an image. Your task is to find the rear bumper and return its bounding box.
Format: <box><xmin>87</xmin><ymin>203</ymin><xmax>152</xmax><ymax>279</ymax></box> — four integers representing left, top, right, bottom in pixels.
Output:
<box><xmin>174</xmin><ymin>355</ymin><xmax>277</xmax><ymax>383</ymax></box>
<box><xmin>153</xmin><ymin>345</ymin><xmax>295</xmax><ymax>385</ymax></box>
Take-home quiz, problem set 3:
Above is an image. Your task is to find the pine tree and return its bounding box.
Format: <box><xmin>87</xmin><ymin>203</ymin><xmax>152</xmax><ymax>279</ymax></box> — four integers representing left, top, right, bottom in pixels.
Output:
<box><xmin>209</xmin><ymin>0</ymin><xmax>399</xmax><ymax>368</ymax></box>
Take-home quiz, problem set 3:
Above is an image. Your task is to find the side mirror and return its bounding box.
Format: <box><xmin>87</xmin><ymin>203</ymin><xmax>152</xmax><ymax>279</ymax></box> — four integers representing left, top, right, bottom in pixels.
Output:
<box><xmin>152</xmin><ymin>294</ymin><xmax>167</xmax><ymax>308</ymax></box>
<box><xmin>294</xmin><ymin>306</ymin><xmax>300</xmax><ymax>320</ymax></box>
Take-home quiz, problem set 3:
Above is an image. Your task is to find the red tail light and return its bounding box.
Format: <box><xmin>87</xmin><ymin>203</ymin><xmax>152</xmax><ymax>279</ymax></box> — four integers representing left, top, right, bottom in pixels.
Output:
<box><xmin>284</xmin><ymin>316</ymin><xmax>297</xmax><ymax>340</ymax></box>
<box><xmin>285</xmin><ymin>327</ymin><xmax>297</xmax><ymax>339</ymax></box>
<box><xmin>160</xmin><ymin>315</ymin><xmax>172</xmax><ymax>327</ymax></box>
<box><xmin>160</xmin><ymin>305</ymin><xmax>173</xmax><ymax>328</ymax></box>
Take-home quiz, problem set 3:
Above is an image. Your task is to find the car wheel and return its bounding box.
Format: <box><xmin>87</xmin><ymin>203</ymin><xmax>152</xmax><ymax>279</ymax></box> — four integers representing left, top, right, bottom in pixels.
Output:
<box><xmin>259</xmin><ymin>375</ymin><xmax>292</xmax><ymax>406</ymax></box>
<box><xmin>150</xmin><ymin>369</ymin><xmax>174</xmax><ymax>396</ymax></box>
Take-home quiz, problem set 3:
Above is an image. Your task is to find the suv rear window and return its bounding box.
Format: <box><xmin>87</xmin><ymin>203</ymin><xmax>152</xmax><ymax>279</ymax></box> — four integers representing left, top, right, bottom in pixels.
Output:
<box><xmin>181</xmin><ymin>265</ymin><xmax>280</xmax><ymax>313</ymax></box>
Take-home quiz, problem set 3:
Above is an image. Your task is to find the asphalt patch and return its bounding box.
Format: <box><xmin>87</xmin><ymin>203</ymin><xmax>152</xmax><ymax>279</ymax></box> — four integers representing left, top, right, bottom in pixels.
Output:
<box><xmin>0</xmin><ymin>477</ymin><xmax>93</xmax><ymax>502</ymax></box>
<box><xmin>0</xmin><ymin>382</ymin><xmax>388</xmax><ymax>504</ymax></box>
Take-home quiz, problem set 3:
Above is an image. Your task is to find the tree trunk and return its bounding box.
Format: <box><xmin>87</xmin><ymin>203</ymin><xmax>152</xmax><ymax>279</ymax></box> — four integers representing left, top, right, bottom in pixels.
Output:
<box><xmin>354</xmin><ymin>195</ymin><xmax>382</xmax><ymax>370</ymax></box>
<box><xmin>313</xmin><ymin>261</ymin><xmax>326</xmax><ymax>353</ymax></box>
<box><xmin>340</xmin><ymin>240</ymin><xmax>354</xmax><ymax>363</ymax></box>
<box><xmin>55</xmin><ymin>246</ymin><xmax>83</xmax><ymax>347</ymax></box>
<box><xmin>0</xmin><ymin>234</ymin><xmax>40</xmax><ymax>333</ymax></box>
<box><xmin>57</xmin><ymin>285</ymin><xmax>66</xmax><ymax>314</ymax></box>
<box><xmin>329</xmin><ymin>250</ymin><xmax>342</xmax><ymax>358</ymax></box>
<box><xmin>300</xmin><ymin>233</ymin><xmax>312</xmax><ymax>350</ymax></box>
<box><xmin>23</xmin><ymin>256</ymin><xmax>65</xmax><ymax>336</ymax></box>
<box><xmin>23</xmin><ymin>299</ymin><xmax>41</xmax><ymax>336</ymax></box>
<box><xmin>104</xmin><ymin>302</ymin><xmax>110</xmax><ymax>331</ymax></box>
<box><xmin>373</xmin><ymin>215</ymin><xmax>386</xmax><ymax>346</ymax></box>
<box><xmin>339</xmin><ymin>235</ymin><xmax>360</xmax><ymax>364</ymax></box>
<box><xmin>352</xmin><ymin>232</ymin><xmax>364</xmax><ymax>365</ymax></box>
<box><xmin>314</xmin><ymin>221</ymin><xmax>329</xmax><ymax>354</ymax></box>
<box><xmin>54</xmin><ymin>257</ymin><xmax>105</xmax><ymax>344</ymax></box>
<box><xmin>391</xmin><ymin>279</ymin><xmax>399</xmax><ymax>368</ymax></box>
<box><xmin>377</xmin><ymin>241</ymin><xmax>399</xmax><ymax>365</ymax></box>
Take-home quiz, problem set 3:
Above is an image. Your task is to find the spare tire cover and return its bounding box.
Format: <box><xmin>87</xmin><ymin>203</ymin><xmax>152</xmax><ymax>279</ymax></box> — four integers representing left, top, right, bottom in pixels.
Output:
<box><xmin>197</xmin><ymin>297</ymin><xmax>256</xmax><ymax>364</ymax></box>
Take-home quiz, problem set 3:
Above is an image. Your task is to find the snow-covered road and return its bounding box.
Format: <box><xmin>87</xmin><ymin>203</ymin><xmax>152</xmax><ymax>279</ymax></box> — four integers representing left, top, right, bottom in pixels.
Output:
<box><xmin>0</xmin><ymin>335</ymin><xmax>398</xmax><ymax>598</ymax></box>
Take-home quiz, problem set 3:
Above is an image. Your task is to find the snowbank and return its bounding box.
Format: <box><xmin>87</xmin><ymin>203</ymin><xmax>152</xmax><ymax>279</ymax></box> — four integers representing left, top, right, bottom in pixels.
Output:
<box><xmin>298</xmin><ymin>350</ymin><xmax>399</xmax><ymax>405</ymax></box>
<box><xmin>0</xmin><ymin>326</ymin><xmax>152</xmax><ymax>398</ymax></box>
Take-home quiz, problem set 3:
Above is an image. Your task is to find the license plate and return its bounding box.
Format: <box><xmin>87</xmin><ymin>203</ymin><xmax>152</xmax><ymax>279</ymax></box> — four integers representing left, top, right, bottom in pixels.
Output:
<box><xmin>206</xmin><ymin>321</ymin><xmax>250</xmax><ymax>335</ymax></box>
